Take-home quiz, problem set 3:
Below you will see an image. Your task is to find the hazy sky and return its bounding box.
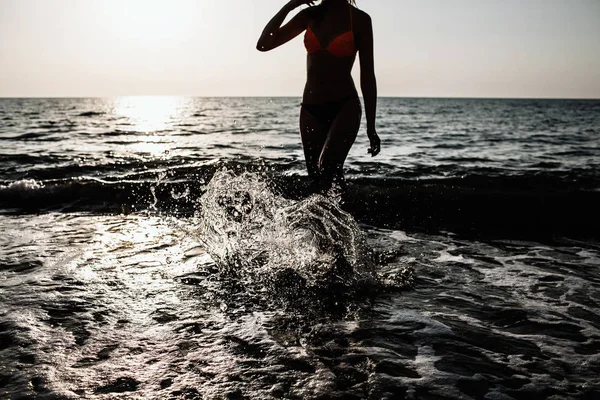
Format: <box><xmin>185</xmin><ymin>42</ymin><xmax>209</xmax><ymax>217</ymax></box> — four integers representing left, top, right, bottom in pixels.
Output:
<box><xmin>1</xmin><ymin>0</ymin><xmax>599</xmax><ymax>98</ymax></box>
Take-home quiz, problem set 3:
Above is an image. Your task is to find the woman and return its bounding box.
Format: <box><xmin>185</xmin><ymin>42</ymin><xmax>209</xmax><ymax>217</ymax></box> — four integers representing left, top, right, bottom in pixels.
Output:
<box><xmin>257</xmin><ymin>0</ymin><xmax>380</xmax><ymax>192</ymax></box>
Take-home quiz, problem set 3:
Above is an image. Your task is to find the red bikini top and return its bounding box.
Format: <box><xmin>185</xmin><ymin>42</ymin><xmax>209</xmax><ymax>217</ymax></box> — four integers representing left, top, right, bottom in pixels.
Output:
<box><xmin>304</xmin><ymin>5</ymin><xmax>356</xmax><ymax>58</ymax></box>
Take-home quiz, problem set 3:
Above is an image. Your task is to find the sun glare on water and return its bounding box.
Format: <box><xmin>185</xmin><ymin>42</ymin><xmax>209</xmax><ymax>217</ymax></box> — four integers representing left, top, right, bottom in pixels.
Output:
<box><xmin>113</xmin><ymin>96</ymin><xmax>184</xmax><ymax>132</ymax></box>
<box><xmin>111</xmin><ymin>96</ymin><xmax>186</xmax><ymax>157</ymax></box>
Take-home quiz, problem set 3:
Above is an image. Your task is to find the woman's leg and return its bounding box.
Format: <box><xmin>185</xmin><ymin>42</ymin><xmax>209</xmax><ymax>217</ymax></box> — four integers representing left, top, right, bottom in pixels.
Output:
<box><xmin>300</xmin><ymin>107</ymin><xmax>328</xmax><ymax>189</ymax></box>
<box><xmin>318</xmin><ymin>98</ymin><xmax>362</xmax><ymax>190</ymax></box>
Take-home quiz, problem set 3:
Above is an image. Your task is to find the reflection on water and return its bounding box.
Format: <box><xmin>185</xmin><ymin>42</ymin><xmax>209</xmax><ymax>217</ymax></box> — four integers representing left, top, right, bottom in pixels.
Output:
<box><xmin>112</xmin><ymin>96</ymin><xmax>186</xmax><ymax>133</ymax></box>
<box><xmin>1</xmin><ymin>211</ymin><xmax>599</xmax><ymax>399</ymax></box>
<box><xmin>108</xmin><ymin>96</ymin><xmax>188</xmax><ymax>158</ymax></box>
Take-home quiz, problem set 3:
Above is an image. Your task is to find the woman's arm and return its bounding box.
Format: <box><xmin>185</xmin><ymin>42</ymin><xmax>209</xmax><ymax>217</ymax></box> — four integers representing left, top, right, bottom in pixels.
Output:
<box><xmin>358</xmin><ymin>14</ymin><xmax>380</xmax><ymax>156</ymax></box>
<box><xmin>256</xmin><ymin>0</ymin><xmax>314</xmax><ymax>52</ymax></box>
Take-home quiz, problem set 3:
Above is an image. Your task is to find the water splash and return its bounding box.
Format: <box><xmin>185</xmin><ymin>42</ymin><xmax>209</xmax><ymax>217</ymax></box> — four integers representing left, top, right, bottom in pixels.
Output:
<box><xmin>0</xmin><ymin>179</ymin><xmax>44</xmax><ymax>192</ymax></box>
<box><xmin>149</xmin><ymin>171</ymin><xmax>168</xmax><ymax>210</ymax></box>
<box><xmin>196</xmin><ymin>169</ymin><xmax>376</xmax><ymax>295</ymax></box>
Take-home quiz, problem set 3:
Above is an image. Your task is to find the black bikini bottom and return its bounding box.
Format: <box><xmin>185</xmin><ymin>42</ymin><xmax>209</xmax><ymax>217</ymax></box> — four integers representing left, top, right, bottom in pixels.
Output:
<box><xmin>301</xmin><ymin>95</ymin><xmax>359</xmax><ymax>126</ymax></box>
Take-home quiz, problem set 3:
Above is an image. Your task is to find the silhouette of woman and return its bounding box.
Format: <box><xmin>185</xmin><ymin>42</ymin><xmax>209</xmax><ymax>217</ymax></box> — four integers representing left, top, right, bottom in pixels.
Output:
<box><xmin>257</xmin><ymin>0</ymin><xmax>379</xmax><ymax>192</ymax></box>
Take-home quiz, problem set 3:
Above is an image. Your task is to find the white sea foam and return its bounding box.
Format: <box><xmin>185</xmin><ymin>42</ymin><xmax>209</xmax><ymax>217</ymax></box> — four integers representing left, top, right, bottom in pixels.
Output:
<box><xmin>0</xmin><ymin>179</ymin><xmax>44</xmax><ymax>192</ymax></box>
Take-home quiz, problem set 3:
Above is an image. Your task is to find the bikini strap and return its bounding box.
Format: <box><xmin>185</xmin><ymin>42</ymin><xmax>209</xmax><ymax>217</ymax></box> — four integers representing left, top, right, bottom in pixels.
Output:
<box><xmin>349</xmin><ymin>3</ymin><xmax>353</xmax><ymax>33</ymax></box>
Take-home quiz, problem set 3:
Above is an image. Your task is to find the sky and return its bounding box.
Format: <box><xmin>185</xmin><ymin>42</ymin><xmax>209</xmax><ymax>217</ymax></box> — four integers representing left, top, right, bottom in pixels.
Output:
<box><xmin>1</xmin><ymin>0</ymin><xmax>599</xmax><ymax>98</ymax></box>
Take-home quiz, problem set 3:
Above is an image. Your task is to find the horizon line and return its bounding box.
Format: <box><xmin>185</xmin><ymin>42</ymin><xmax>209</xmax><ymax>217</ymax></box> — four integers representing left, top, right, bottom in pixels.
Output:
<box><xmin>1</xmin><ymin>95</ymin><xmax>599</xmax><ymax>101</ymax></box>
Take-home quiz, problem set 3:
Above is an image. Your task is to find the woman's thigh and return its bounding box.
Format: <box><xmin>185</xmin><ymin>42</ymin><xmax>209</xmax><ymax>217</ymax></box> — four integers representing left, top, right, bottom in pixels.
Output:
<box><xmin>299</xmin><ymin>107</ymin><xmax>328</xmax><ymax>179</ymax></box>
<box><xmin>319</xmin><ymin>98</ymin><xmax>362</xmax><ymax>174</ymax></box>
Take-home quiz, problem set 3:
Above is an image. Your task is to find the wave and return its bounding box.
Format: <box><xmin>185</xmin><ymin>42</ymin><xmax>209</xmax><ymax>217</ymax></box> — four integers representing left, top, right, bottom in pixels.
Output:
<box><xmin>0</xmin><ymin>179</ymin><xmax>44</xmax><ymax>193</ymax></box>
<box><xmin>78</xmin><ymin>111</ymin><xmax>105</xmax><ymax>117</ymax></box>
<box><xmin>1</xmin><ymin>168</ymin><xmax>599</xmax><ymax>241</ymax></box>
<box><xmin>0</xmin><ymin>132</ymin><xmax>69</xmax><ymax>142</ymax></box>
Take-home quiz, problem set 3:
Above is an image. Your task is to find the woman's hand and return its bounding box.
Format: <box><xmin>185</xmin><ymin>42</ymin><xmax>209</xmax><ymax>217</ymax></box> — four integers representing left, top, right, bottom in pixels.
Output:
<box><xmin>287</xmin><ymin>0</ymin><xmax>315</xmax><ymax>10</ymax></box>
<box><xmin>257</xmin><ymin>0</ymin><xmax>313</xmax><ymax>51</ymax></box>
<box><xmin>367</xmin><ymin>129</ymin><xmax>381</xmax><ymax>157</ymax></box>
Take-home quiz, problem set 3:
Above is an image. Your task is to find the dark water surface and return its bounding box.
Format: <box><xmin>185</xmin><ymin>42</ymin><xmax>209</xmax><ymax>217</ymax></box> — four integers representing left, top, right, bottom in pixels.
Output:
<box><xmin>1</xmin><ymin>97</ymin><xmax>599</xmax><ymax>399</ymax></box>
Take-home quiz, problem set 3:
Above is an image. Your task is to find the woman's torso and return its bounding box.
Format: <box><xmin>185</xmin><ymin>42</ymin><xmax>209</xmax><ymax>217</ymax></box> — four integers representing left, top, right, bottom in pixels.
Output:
<box><xmin>302</xmin><ymin>4</ymin><xmax>360</xmax><ymax>104</ymax></box>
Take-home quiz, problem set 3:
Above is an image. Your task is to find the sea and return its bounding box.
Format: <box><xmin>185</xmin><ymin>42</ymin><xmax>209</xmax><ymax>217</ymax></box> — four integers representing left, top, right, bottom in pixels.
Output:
<box><xmin>1</xmin><ymin>97</ymin><xmax>599</xmax><ymax>399</ymax></box>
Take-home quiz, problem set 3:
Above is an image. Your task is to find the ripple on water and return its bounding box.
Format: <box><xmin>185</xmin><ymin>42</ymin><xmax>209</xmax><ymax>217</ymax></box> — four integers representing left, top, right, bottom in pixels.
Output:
<box><xmin>0</xmin><ymin>206</ymin><xmax>599</xmax><ymax>398</ymax></box>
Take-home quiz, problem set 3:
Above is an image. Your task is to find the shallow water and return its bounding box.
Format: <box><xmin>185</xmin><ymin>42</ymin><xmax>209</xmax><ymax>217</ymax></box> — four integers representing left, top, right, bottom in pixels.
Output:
<box><xmin>1</xmin><ymin>210</ymin><xmax>599</xmax><ymax>399</ymax></box>
<box><xmin>1</xmin><ymin>97</ymin><xmax>600</xmax><ymax>398</ymax></box>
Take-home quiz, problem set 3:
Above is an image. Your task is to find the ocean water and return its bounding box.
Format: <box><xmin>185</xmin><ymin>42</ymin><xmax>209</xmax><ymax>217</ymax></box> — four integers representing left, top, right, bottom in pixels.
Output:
<box><xmin>1</xmin><ymin>97</ymin><xmax>600</xmax><ymax>399</ymax></box>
